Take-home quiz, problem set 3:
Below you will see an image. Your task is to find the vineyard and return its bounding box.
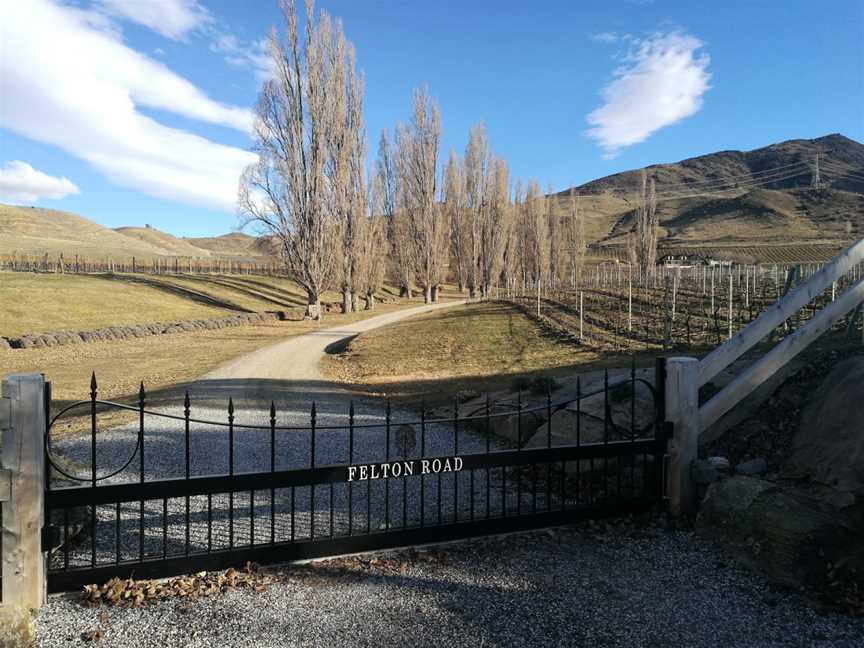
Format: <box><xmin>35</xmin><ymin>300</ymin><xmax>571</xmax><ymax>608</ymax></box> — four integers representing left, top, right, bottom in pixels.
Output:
<box><xmin>507</xmin><ymin>260</ymin><xmax>864</xmax><ymax>355</ymax></box>
<box><xmin>586</xmin><ymin>242</ymin><xmax>848</xmax><ymax>264</ymax></box>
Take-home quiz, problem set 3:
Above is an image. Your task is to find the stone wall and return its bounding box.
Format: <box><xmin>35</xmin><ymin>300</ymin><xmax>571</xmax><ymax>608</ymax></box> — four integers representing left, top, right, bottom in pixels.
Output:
<box><xmin>1</xmin><ymin>311</ymin><xmax>288</xmax><ymax>350</ymax></box>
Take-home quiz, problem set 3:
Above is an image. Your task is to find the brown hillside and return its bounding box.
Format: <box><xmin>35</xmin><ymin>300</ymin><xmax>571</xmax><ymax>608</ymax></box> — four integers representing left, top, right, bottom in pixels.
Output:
<box><xmin>557</xmin><ymin>134</ymin><xmax>864</xmax><ymax>251</ymax></box>
<box><xmin>114</xmin><ymin>226</ymin><xmax>213</xmax><ymax>257</ymax></box>
<box><xmin>0</xmin><ymin>204</ymin><xmax>175</xmax><ymax>258</ymax></box>
<box><xmin>184</xmin><ymin>232</ymin><xmax>278</xmax><ymax>261</ymax></box>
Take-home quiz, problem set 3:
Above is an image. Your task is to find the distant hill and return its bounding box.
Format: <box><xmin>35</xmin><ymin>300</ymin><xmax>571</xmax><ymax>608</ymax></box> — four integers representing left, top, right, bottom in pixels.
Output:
<box><xmin>0</xmin><ymin>204</ymin><xmax>277</xmax><ymax>262</ymax></box>
<box><xmin>184</xmin><ymin>232</ymin><xmax>279</xmax><ymax>261</ymax></box>
<box><xmin>114</xmin><ymin>226</ymin><xmax>214</xmax><ymax>257</ymax></box>
<box><xmin>557</xmin><ymin>133</ymin><xmax>864</xmax><ymax>253</ymax></box>
<box><xmin>0</xmin><ymin>204</ymin><xmax>177</xmax><ymax>258</ymax></box>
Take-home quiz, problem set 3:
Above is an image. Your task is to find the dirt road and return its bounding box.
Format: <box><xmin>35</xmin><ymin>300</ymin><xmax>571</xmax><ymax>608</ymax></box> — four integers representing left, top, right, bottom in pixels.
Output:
<box><xmin>189</xmin><ymin>300</ymin><xmax>466</xmax><ymax>407</ymax></box>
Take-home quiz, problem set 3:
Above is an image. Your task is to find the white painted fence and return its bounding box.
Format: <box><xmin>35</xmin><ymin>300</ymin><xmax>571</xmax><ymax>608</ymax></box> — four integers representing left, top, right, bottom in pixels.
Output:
<box><xmin>664</xmin><ymin>238</ymin><xmax>864</xmax><ymax>515</ymax></box>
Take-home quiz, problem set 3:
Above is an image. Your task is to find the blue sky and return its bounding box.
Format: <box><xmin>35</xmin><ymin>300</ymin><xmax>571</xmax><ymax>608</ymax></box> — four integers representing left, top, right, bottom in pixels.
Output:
<box><xmin>1</xmin><ymin>0</ymin><xmax>862</xmax><ymax>237</ymax></box>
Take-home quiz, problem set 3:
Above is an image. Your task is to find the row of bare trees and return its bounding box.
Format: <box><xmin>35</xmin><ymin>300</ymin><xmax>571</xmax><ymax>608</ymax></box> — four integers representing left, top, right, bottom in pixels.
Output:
<box><xmin>238</xmin><ymin>0</ymin><xmax>652</xmax><ymax>319</ymax></box>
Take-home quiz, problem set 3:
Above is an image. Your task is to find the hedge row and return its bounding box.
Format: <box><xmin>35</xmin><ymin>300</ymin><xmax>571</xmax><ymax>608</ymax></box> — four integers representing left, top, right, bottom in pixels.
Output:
<box><xmin>2</xmin><ymin>311</ymin><xmax>288</xmax><ymax>351</ymax></box>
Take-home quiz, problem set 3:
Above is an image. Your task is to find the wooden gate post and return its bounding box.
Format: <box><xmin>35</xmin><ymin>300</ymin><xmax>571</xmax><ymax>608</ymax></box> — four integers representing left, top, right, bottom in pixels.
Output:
<box><xmin>1</xmin><ymin>373</ymin><xmax>47</xmax><ymax>611</ymax></box>
<box><xmin>664</xmin><ymin>357</ymin><xmax>699</xmax><ymax>516</ymax></box>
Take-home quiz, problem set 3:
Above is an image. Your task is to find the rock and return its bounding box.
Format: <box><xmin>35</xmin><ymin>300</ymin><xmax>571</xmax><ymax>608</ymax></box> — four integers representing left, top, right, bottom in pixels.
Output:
<box><xmin>788</xmin><ymin>357</ymin><xmax>864</xmax><ymax>496</ymax></box>
<box><xmin>0</xmin><ymin>337</ymin><xmax>10</xmax><ymax>350</ymax></box>
<box><xmin>735</xmin><ymin>458</ymin><xmax>768</xmax><ymax>476</ymax></box>
<box><xmin>697</xmin><ymin>476</ymin><xmax>858</xmax><ymax>588</ymax></box>
<box><xmin>40</xmin><ymin>334</ymin><xmax>58</xmax><ymax>347</ymax></box>
<box><xmin>487</xmin><ymin>410</ymin><xmax>546</xmax><ymax>445</ymax></box>
<box><xmin>707</xmin><ymin>456</ymin><xmax>731</xmax><ymax>471</ymax></box>
<box><xmin>693</xmin><ymin>460</ymin><xmax>723</xmax><ymax>486</ymax></box>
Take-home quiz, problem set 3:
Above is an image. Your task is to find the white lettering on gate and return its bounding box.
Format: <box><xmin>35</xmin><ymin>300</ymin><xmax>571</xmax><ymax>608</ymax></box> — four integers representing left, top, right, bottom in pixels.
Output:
<box><xmin>346</xmin><ymin>457</ymin><xmax>463</xmax><ymax>481</ymax></box>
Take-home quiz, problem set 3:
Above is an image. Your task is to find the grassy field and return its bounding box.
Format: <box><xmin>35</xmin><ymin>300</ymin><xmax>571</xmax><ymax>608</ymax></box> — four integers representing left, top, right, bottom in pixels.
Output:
<box><xmin>321</xmin><ymin>301</ymin><xmax>644</xmax><ymax>401</ymax></box>
<box><xmin>0</xmin><ymin>271</ymin><xmax>369</xmax><ymax>337</ymax></box>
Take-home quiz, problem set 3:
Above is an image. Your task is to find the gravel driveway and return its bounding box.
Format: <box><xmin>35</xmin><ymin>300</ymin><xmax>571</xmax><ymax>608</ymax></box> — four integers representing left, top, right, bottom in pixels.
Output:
<box><xmin>35</xmin><ymin>520</ymin><xmax>864</xmax><ymax>648</ymax></box>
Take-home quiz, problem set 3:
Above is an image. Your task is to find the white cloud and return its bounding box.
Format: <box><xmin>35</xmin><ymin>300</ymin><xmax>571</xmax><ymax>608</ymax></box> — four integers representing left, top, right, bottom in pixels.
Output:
<box><xmin>211</xmin><ymin>34</ymin><xmax>275</xmax><ymax>82</ymax></box>
<box><xmin>586</xmin><ymin>31</ymin><xmax>711</xmax><ymax>157</ymax></box>
<box><xmin>0</xmin><ymin>0</ymin><xmax>257</xmax><ymax>211</ymax></box>
<box><xmin>94</xmin><ymin>0</ymin><xmax>212</xmax><ymax>41</ymax></box>
<box><xmin>0</xmin><ymin>161</ymin><xmax>80</xmax><ymax>204</ymax></box>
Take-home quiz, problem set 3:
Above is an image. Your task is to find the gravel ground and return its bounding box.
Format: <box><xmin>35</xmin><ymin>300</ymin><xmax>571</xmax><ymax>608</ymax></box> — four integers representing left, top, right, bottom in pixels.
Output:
<box><xmin>35</xmin><ymin>520</ymin><xmax>864</xmax><ymax>648</ymax></box>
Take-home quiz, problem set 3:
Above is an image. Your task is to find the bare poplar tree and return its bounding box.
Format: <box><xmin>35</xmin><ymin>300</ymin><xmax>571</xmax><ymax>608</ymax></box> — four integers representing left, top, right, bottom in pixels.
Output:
<box><xmin>479</xmin><ymin>156</ymin><xmax>512</xmax><ymax>297</ymax></box>
<box><xmin>634</xmin><ymin>169</ymin><xmax>659</xmax><ymax>276</ymax></box>
<box><xmin>523</xmin><ymin>181</ymin><xmax>550</xmax><ymax>289</ymax></box>
<box><xmin>239</xmin><ymin>0</ymin><xmax>360</xmax><ymax>320</ymax></box>
<box><xmin>546</xmin><ymin>184</ymin><xmax>564</xmax><ymax>292</ymax></box>
<box><xmin>374</xmin><ymin>129</ymin><xmax>414</xmax><ymax>298</ymax></box>
<box><xmin>443</xmin><ymin>149</ymin><xmax>469</xmax><ymax>292</ymax></box>
<box><xmin>565</xmin><ymin>188</ymin><xmax>586</xmax><ymax>288</ymax></box>
<box><xmin>355</xmin><ymin>182</ymin><xmax>389</xmax><ymax>310</ymax></box>
<box><xmin>464</xmin><ymin>124</ymin><xmax>489</xmax><ymax>298</ymax></box>
<box><xmin>395</xmin><ymin>88</ymin><xmax>447</xmax><ymax>303</ymax></box>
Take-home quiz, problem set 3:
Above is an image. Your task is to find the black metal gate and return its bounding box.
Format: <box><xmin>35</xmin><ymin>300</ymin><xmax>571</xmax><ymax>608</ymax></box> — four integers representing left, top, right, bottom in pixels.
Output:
<box><xmin>43</xmin><ymin>364</ymin><xmax>671</xmax><ymax>592</ymax></box>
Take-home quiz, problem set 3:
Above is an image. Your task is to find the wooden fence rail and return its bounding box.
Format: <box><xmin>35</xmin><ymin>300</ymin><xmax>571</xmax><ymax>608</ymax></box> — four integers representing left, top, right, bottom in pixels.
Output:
<box><xmin>664</xmin><ymin>236</ymin><xmax>864</xmax><ymax>515</ymax></box>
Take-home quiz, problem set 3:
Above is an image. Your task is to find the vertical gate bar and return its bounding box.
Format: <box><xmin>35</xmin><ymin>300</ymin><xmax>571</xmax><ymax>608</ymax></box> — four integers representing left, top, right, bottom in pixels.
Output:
<box><xmin>162</xmin><ymin>498</ymin><xmax>168</xmax><ymax>558</ymax></box>
<box><xmin>228</xmin><ymin>398</ymin><xmax>234</xmax><ymax>550</ymax></box>
<box><xmin>250</xmin><ymin>490</ymin><xmax>255</xmax><ymax>546</ymax></box>
<box><xmin>310</xmin><ymin>402</ymin><xmax>316</xmax><ymax>539</ymax></box>
<box><xmin>630</xmin><ymin>359</ymin><xmax>636</xmax><ymax>496</ymax></box>
<box><xmin>138</xmin><ymin>382</ymin><xmax>145</xmax><ymax>562</ymax></box>
<box><xmin>270</xmin><ymin>401</ymin><xmax>276</xmax><ymax>545</ymax></box>
<box><xmin>90</xmin><ymin>374</ymin><xmax>98</xmax><ymax>567</ymax></box>
<box><xmin>385</xmin><ymin>401</ymin><xmax>391</xmax><ymax>531</ymax></box>
<box><xmin>516</xmin><ymin>391</ymin><xmax>522</xmax><ymax>515</ymax></box>
<box><xmin>115</xmin><ymin>501</ymin><xmax>120</xmax><ymax>564</ymax></box>
<box><xmin>604</xmin><ymin>370</ymin><xmax>610</xmax><ymax>503</ymax></box>
<box><xmin>546</xmin><ymin>385</ymin><xmax>552</xmax><ymax>510</ymax></box>
<box><xmin>485</xmin><ymin>395</ymin><xmax>490</xmax><ymax>519</ymax></box>
<box><xmin>184</xmin><ymin>392</ymin><xmax>191</xmax><ymax>556</ymax></box>
<box><xmin>290</xmin><ymin>486</ymin><xmax>295</xmax><ymax>542</ymax></box>
<box><xmin>348</xmin><ymin>402</ymin><xmax>354</xmax><ymax>537</ymax></box>
<box><xmin>63</xmin><ymin>507</ymin><xmax>70</xmax><ymax>569</ymax></box>
<box><xmin>420</xmin><ymin>403</ymin><xmax>425</xmax><ymax>527</ymax></box>
<box><xmin>453</xmin><ymin>398</ymin><xmax>458</xmax><ymax>523</ymax></box>
<box><xmin>207</xmin><ymin>494</ymin><xmax>212</xmax><ymax>551</ymax></box>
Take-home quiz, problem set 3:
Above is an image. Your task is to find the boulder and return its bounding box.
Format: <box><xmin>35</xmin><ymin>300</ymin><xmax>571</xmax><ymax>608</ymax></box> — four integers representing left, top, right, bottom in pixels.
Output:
<box><xmin>735</xmin><ymin>458</ymin><xmax>768</xmax><ymax>476</ymax></box>
<box><xmin>40</xmin><ymin>334</ymin><xmax>58</xmax><ymax>347</ymax></box>
<box><xmin>0</xmin><ymin>337</ymin><xmax>10</xmax><ymax>350</ymax></box>
<box><xmin>697</xmin><ymin>476</ymin><xmax>858</xmax><ymax>588</ymax></box>
<box><xmin>788</xmin><ymin>357</ymin><xmax>864</xmax><ymax>496</ymax></box>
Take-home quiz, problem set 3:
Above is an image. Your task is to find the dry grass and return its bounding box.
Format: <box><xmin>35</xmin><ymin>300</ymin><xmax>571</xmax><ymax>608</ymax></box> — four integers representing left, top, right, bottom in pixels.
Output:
<box><xmin>0</xmin><ymin>272</ymin><xmax>233</xmax><ymax>337</ymax></box>
<box><xmin>324</xmin><ymin>301</ymin><xmax>599</xmax><ymax>386</ymax></box>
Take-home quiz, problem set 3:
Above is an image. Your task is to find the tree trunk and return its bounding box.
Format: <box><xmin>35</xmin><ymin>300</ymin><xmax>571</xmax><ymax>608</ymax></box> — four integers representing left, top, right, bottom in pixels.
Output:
<box><xmin>458</xmin><ymin>281</ymin><xmax>464</xmax><ymax>293</ymax></box>
<box><xmin>351</xmin><ymin>292</ymin><xmax>359</xmax><ymax>312</ymax></box>
<box><xmin>342</xmin><ymin>288</ymin><xmax>352</xmax><ymax>314</ymax></box>
<box><xmin>305</xmin><ymin>293</ymin><xmax>322</xmax><ymax>320</ymax></box>
<box><xmin>431</xmin><ymin>285</ymin><xmax>439</xmax><ymax>302</ymax></box>
<box><xmin>424</xmin><ymin>285</ymin><xmax>432</xmax><ymax>304</ymax></box>
<box><xmin>469</xmin><ymin>286</ymin><xmax>477</xmax><ymax>299</ymax></box>
<box><xmin>365</xmin><ymin>291</ymin><xmax>375</xmax><ymax>310</ymax></box>
<box><xmin>399</xmin><ymin>285</ymin><xmax>409</xmax><ymax>299</ymax></box>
